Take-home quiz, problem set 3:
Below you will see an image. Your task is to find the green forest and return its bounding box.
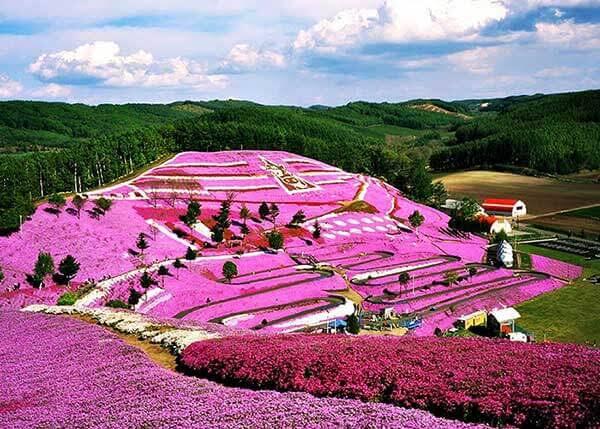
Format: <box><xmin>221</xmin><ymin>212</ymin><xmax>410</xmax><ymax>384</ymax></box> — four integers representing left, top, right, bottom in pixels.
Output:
<box><xmin>0</xmin><ymin>89</ymin><xmax>598</xmax><ymax>233</ymax></box>
<box><xmin>430</xmin><ymin>90</ymin><xmax>600</xmax><ymax>174</ymax></box>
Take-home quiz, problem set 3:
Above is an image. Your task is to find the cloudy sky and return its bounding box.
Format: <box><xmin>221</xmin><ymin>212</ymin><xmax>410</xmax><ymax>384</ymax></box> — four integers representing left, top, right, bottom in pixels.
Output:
<box><xmin>0</xmin><ymin>0</ymin><xmax>599</xmax><ymax>105</ymax></box>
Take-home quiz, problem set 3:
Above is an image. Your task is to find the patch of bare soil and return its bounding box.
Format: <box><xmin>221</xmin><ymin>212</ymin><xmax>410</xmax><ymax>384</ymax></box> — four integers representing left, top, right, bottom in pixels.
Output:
<box><xmin>435</xmin><ymin>170</ymin><xmax>600</xmax><ymax>215</ymax></box>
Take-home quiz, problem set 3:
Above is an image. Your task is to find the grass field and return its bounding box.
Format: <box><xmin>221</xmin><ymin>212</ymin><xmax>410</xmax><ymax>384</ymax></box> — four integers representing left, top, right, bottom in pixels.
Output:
<box><xmin>352</xmin><ymin>124</ymin><xmax>454</xmax><ymax>142</ymax></box>
<box><xmin>516</xmin><ymin>244</ymin><xmax>600</xmax><ymax>346</ymax></box>
<box><xmin>532</xmin><ymin>214</ymin><xmax>600</xmax><ymax>236</ymax></box>
<box><xmin>566</xmin><ymin>205</ymin><xmax>600</xmax><ymax>220</ymax></box>
<box><xmin>434</xmin><ymin>170</ymin><xmax>600</xmax><ymax>215</ymax></box>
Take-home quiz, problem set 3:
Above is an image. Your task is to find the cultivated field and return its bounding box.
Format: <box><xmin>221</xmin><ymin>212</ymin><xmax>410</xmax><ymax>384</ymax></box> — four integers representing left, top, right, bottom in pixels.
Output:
<box><xmin>435</xmin><ymin>170</ymin><xmax>600</xmax><ymax>215</ymax></box>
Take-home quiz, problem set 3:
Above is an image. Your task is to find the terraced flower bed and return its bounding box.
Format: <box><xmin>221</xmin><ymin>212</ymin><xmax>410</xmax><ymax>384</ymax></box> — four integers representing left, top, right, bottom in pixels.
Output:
<box><xmin>180</xmin><ymin>334</ymin><xmax>600</xmax><ymax>428</ymax></box>
<box><xmin>0</xmin><ymin>151</ymin><xmax>576</xmax><ymax>334</ymax></box>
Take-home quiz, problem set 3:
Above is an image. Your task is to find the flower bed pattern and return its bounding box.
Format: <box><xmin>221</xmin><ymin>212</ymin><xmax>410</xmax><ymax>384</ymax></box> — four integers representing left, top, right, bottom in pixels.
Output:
<box><xmin>180</xmin><ymin>335</ymin><xmax>600</xmax><ymax>428</ymax></box>
<box><xmin>0</xmin><ymin>151</ymin><xmax>576</xmax><ymax>333</ymax></box>
<box><xmin>0</xmin><ymin>311</ymin><xmax>486</xmax><ymax>429</ymax></box>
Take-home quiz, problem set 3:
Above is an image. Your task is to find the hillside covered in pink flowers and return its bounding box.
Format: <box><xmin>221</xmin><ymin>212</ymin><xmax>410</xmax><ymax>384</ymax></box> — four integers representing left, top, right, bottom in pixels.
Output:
<box><xmin>0</xmin><ymin>151</ymin><xmax>577</xmax><ymax>333</ymax></box>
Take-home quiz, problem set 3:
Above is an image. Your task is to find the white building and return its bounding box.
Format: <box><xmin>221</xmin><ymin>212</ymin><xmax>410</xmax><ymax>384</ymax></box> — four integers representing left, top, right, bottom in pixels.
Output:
<box><xmin>482</xmin><ymin>199</ymin><xmax>527</xmax><ymax>218</ymax></box>
<box><xmin>497</xmin><ymin>240</ymin><xmax>514</xmax><ymax>268</ymax></box>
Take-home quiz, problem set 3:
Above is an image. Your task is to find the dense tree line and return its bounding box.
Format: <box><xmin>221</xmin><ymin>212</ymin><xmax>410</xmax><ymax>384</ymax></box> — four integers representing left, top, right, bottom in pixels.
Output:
<box><xmin>0</xmin><ymin>127</ymin><xmax>174</xmax><ymax>232</ymax></box>
<box><xmin>3</xmin><ymin>89</ymin><xmax>597</xmax><ymax>233</ymax></box>
<box><xmin>431</xmin><ymin>90</ymin><xmax>600</xmax><ymax>174</ymax></box>
<box><xmin>0</xmin><ymin>104</ymin><xmax>437</xmax><ymax>233</ymax></box>
<box><xmin>0</xmin><ymin>101</ymin><xmax>198</xmax><ymax>153</ymax></box>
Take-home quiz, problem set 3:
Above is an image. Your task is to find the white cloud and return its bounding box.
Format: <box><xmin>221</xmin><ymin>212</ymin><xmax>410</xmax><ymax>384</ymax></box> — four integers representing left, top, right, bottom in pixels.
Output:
<box><xmin>219</xmin><ymin>44</ymin><xmax>286</xmax><ymax>73</ymax></box>
<box><xmin>294</xmin><ymin>0</ymin><xmax>509</xmax><ymax>52</ymax></box>
<box><xmin>0</xmin><ymin>75</ymin><xmax>23</xmax><ymax>98</ymax></box>
<box><xmin>29</xmin><ymin>41</ymin><xmax>228</xmax><ymax>90</ymax></box>
<box><xmin>447</xmin><ymin>46</ymin><xmax>504</xmax><ymax>74</ymax></box>
<box><xmin>294</xmin><ymin>8</ymin><xmax>378</xmax><ymax>51</ymax></box>
<box><xmin>535</xmin><ymin>20</ymin><xmax>600</xmax><ymax>50</ymax></box>
<box><xmin>31</xmin><ymin>83</ymin><xmax>72</xmax><ymax>98</ymax></box>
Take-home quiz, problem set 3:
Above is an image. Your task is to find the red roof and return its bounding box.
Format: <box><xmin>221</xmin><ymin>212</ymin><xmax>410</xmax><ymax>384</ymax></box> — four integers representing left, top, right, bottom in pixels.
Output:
<box><xmin>482</xmin><ymin>199</ymin><xmax>518</xmax><ymax>207</ymax></box>
<box><xmin>476</xmin><ymin>214</ymin><xmax>498</xmax><ymax>226</ymax></box>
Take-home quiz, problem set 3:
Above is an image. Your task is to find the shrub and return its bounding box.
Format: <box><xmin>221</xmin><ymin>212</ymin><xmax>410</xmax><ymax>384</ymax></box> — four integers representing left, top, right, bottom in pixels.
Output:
<box><xmin>266</xmin><ymin>231</ymin><xmax>284</xmax><ymax>249</ymax></box>
<box><xmin>106</xmin><ymin>299</ymin><xmax>129</xmax><ymax>309</ymax></box>
<box><xmin>56</xmin><ymin>291</ymin><xmax>78</xmax><ymax>306</ymax></box>
<box><xmin>180</xmin><ymin>335</ymin><xmax>600</xmax><ymax>428</ymax></box>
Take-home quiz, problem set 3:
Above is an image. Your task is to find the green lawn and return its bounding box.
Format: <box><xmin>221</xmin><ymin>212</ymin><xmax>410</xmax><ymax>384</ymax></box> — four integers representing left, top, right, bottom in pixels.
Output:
<box><xmin>516</xmin><ymin>244</ymin><xmax>600</xmax><ymax>346</ymax></box>
<box><xmin>564</xmin><ymin>205</ymin><xmax>600</xmax><ymax>220</ymax></box>
<box><xmin>351</xmin><ymin>124</ymin><xmax>454</xmax><ymax>141</ymax></box>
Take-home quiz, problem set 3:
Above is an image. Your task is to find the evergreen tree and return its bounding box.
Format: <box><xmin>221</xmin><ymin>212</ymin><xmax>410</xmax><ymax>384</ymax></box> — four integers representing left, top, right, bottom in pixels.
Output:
<box><xmin>266</xmin><ymin>231</ymin><xmax>284</xmax><ymax>249</ymax></box>
<box><xmin>157</xmin><ymin>265</ymin><xmax>170</xmax><ymax>287</ymax></box>
<box><xmin>128</xmin><ymin>288</ymin><xmax>142</xmax><ymax>306</ymax></box>
<box><xmin>240</xmin><ymin>204</ymin><xmax>251</xmax><ymax>235</ymax></box>
<box><xmin>72</xmin><ymin>194</ymin><xmax>86</xmax><ymax>219</ymax></box>
<box><xmin>289</xmin><ymin>210</ymin><xmax>306</xmax><ymax>227</ymax></box>
<box><xmin>347</xmin><ymin>313</ymin><xmax>361</xmax><ymax>334</ymax></box>
<box><xmin>139</xmin><ymin>271</ymin><xmax>157</xmax><ymax>290</ymax></box>
<box><xmin>213</xmin><ymin>199</ymin><xmax>231</xmax><ymax>230</ymax></box>
<box><xmin>222</xmin><ymin>261</ymin><xmax>238</xmax><ymax>283</ymax></box>
<box><xmin>211</xmin><ymin>226</ymin><xmax>224</xmax><ymax>243</ymax></box>
<box><xmin>136</xmin><ymin>233</ymin><xmax>149</xmax><ymax>255</ymax></box>
<box><xmin>181</xmin><ymin>200</ymin><xmax>201</xmax><ymax>228</ymax></box>
<box><xmin>258</xmin><ymin>202</ymin><xmax>270</xmax><ymax>220</ymax></box>
<box><xmin>58</xmin><ymin>255</ymin><xmax>80</xmax><ymax>286</ymax></box>
<box><xmin>32</xmin><ymin>252</ymin><xmax>55</xmax><ymax>288</ymax></box>
<box><xmin>399</xmin><ymin>272</ymin><xmax>410</xmax><ymax>286</ymax></box>
<box><xmin>269</xmin><ymin>203</ymin><xmax>280</xmax><ymax>227</ymax></box>
<box><xmin>312</xmin><ymin>220</ymin><xmax>321</xmax><ymax>239</ymax></box>
<box><xmin>185</xmin><ymin>247</ymin><xmax>197</xmax><ymax>260</ymax></box>
<box><xmin>406</xmin><ymin>158</ymin><xmax>433</xmax><ymax>202</ymax></box>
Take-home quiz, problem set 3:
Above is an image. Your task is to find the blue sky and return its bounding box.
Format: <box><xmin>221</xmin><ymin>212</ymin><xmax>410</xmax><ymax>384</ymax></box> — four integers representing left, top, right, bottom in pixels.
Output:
<box><xmin>0</xmin><ymin>0</ymin><xmax>599</xmax><ymax>105</ymax></box>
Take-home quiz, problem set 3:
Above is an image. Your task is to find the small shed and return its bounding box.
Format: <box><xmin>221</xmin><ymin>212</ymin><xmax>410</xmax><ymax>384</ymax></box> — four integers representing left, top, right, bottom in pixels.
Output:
<box><xmin>482</xmin><ymin>199</ymin><xmax>526</xmax><ymax>218</ymax></box>
<box><xmin>456</xmin><ymin>310</ymin><xmax>487</xmax><ymax>330</ymax></box>
<box><xmin>488</xmin><ymin>307</ymin><xmax>521</xmax><ymax>336</ymax></box>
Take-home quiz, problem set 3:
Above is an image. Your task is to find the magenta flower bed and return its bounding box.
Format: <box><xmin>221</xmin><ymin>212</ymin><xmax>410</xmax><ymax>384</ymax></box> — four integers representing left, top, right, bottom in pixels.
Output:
<box><xmin>0</xmin><ymin>311</ymin><xmax>485</xmax><ymax>429</ymax></box>
<box><xmin>180</xmin><ymin>335</ymin><xmax>600</xmax><ymax>428</ymax></box>
<box><xmin>530</xmin><ymin>254</ymin><xmax>583</xmax><ymax>280</ymax></box>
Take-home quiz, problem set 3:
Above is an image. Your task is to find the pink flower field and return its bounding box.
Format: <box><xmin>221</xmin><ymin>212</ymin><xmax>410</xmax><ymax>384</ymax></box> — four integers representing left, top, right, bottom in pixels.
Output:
<box><xmin>0</xmin><ymin>151</ymin><xmax>581</xmax><ymax>333</ymax></box>
<box><xmin>2</xmin><ymin>310</ymin><xmax>490</xmax><ymax>429</ymax></box>
<box><xmin>180</xmin><ymin>334</ymin><xmax>600</xmax><ymax>428</ymax></box>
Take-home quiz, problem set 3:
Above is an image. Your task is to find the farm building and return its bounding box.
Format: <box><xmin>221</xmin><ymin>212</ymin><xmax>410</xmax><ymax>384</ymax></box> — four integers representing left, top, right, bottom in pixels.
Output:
<box><xmin>488</xmin><ymin>307</ymin><xmax>521</xmax><ymax>336</ymax></box>
<box><xmin>497</xmin><ymin>240</ymin><xmax>514</xmax><ymax>268</ymax></box>
<box><xmin>476</xmin><ymin>215</ymin><xmax>512</xmax><ymax>234</ymax></box>
<box><xmin>482</xmin><ymin>199</ymin><xmax>526</xmax><ymax>218</ymax></box>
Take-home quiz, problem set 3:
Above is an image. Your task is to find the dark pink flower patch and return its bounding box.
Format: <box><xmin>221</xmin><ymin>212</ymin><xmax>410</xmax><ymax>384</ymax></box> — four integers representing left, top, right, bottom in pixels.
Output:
<box><xmin>180</xmin><ymin>334</ymin><xmax>600</xmax><ymax>428</ymax></box>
